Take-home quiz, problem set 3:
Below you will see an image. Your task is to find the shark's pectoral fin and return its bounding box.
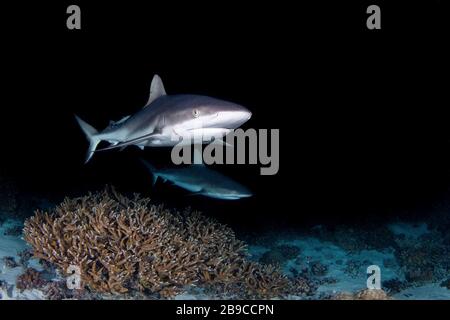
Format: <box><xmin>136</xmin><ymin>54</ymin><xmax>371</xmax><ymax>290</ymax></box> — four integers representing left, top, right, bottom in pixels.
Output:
<box><xmin>95</xmin><ymin>132</ymin><xmax>160</xmax><ymax>152</ymax></box>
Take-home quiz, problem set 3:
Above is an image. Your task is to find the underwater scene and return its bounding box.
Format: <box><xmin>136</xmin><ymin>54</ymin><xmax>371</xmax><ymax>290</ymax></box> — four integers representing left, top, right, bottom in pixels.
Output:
<box><xmin>1</xmin><ymin>1</ymin><xmax>448</xmax><ymax>304</ymax></box>
<box><xmin>2</xmin><ymin>184</ymin><xmax>450</xmax><ymax>300</ymax></box>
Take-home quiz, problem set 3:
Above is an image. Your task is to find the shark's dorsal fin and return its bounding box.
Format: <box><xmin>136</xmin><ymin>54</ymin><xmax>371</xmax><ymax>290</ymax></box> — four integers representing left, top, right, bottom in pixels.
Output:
<box><xmin>145</xmin><ymin>74</ymin><xmax>166</xmax><ymax>107</ymax></box>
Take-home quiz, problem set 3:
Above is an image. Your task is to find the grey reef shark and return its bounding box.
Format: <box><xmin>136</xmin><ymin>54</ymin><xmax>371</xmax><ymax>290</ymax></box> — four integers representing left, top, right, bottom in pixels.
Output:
<box><xmin>140</xmin><ymin>159</ymin><xmax>252</xmax><ymax>200</ymax></box>
<box><xmin>75</xmin><ymin>74</ymin><xmax>252</xmax><ymax>163</ymax></box>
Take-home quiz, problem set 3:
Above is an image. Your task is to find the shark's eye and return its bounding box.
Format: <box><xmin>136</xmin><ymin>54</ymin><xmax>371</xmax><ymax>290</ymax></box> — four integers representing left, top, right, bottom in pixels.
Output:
<box><xmin>192</xmin><ymin>109</ymin><xmax>200</xmax><ymax>118</ymax></box>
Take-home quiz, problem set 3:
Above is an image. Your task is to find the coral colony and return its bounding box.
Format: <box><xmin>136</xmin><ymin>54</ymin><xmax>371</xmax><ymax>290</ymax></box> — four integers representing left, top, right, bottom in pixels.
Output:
<box><xmin>19</xmin><ymin>188</ymin><xmax>406</xmax><ymax>300</ymax></box>
<box><xmin>23</xmin><ymin>188</ymin><xmax>289</xmax><ymax>298</ymax></box>
<box><xmin>1</xmin><ymin>186</ymin><xmax>447</xmax><ymax>299</ymax></box>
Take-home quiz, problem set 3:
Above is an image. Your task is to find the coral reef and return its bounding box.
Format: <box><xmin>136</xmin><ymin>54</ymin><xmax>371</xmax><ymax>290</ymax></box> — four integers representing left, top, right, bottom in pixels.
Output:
<box><xmin>394</xmin><ymin>232</ymin><xmax>450</xmax><ymax>284</ymax></box>
<box><xmin>204</xmin><ymin>263</ymin><xmax>290</xmax><ymax>299</ymax></box>
<box><xmin>287</xmin><ymin>265</ymin><xmax>337</xmax><ymax>297</ymax></box>
<box><xmin>24</xmin><ymin>188</ymin><xmax>289</xmax><ymax>299</ymax></box>
<box><xmin>43</xmin><ymin>281</ymin><xmax>94</xmax><ymax>300</ymax></box>
<box><xmin>331</xmin><ymin>289</ymin><xmax>391</xmax><ymax>300</ymax></box>
<box><xmin>355</xmin><ymin>289</ymin><xmax>392</xmax><ymax>300</ymax></box>
<box><xmin>16</xmin><ymin>268</ymin><xmax>48</xmax><ymax>292</ymax></box>
<box><xmin>43</xmin><ymin>281</ymin><xmax>71</xmax><ymax>300</ymax></box>
<box><xmin>343</xmin><ymin>259</ymin><xmax>371</xmax><ymax>278</ymax></box>
<box><xmin>290</xmin><ymin>276</ymin><xmax>318</xmax><ymax>297</ymax></box>
<box><xmin>310</xmin><ymin>261</ymin><xmax>328</xmax><ymax>277</ymax></box>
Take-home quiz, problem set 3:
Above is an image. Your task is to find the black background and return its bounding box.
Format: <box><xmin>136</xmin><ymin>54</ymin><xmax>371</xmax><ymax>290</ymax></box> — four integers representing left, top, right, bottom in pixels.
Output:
<box><xmin>1</xmin><ymin>1</ymin><xmax>448</xmax><ymax>232</ymax></box>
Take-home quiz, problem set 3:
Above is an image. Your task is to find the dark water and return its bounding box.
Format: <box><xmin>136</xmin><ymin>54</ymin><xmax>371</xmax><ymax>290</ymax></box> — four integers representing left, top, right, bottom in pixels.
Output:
<box><xmin>0</xmin><ymin>2</ymin><xmax>447</xmax><ymax>229</ymax></box>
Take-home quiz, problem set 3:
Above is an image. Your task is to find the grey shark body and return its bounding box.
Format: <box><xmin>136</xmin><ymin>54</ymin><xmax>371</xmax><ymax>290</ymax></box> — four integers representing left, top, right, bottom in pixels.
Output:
<box><xmin>141</xmin><ymin>160</ymin><xmax>252</xmax><ymax>200</ymax></box>
<box><xmin>75</xmin><ymin>75</ymin><xmax>252</xmax><ymax>163</ymax></box>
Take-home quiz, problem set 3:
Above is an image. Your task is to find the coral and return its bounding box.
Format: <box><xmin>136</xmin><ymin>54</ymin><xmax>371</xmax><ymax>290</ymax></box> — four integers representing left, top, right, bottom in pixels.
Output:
<box><xmin>394</xmin><ymin>232</ymin><xmax>450</xmax><ymax>285</ymax></box>
<box><xmin>204</xmin><ymin>263</ymin><xmax>290</xmax><ymax>299</ymax></box>
<box><xmin>310</xmin><ymin>261</ymin><xmax>328</xmax><ymax>276</ymax></box>
<box><xmin>43</xmin><ymin>281</ymin><xmax>93</xmax><ymax>300</ymax></box>
<box><xmin>43</xmin><ymin>281</ymin><xmax>72</xmax><ymax>300</ymax></box>
<box><xmin>16</xmin><ymin>268</ymin><xmax>47</xmax><ymax>291</ymax></box>
<box><xmin>331</xmin><ymin>289</ymin><xmax>391</xmax><ymax>300</ymax></box>
<box><xmin>355</xmin><ymin>289</ymin><xmax>391</xmax><ymax>300</ymax></box>
<box><xmin>330</xmin><ymin>292</ymin><xmax>354</xmax><ymax>300</ymax></box>
<box><xmin>24</xmin><ymin>188</ymin><xmax>289</xmax><ymax>299</ymax></box>
<box><xmin>290</xmin><ymin>276</ymin><xmax>318</xmax><ymax>297</ymax></box>
<box><xmin>343</xmin><ymin>260</ymin><xmax>370</xmax><ymax>278</ymax></box>
<box><xmin>259</xmin><ymin>245</ymin><xmax>301</xmax><ymax>265</ymax></box>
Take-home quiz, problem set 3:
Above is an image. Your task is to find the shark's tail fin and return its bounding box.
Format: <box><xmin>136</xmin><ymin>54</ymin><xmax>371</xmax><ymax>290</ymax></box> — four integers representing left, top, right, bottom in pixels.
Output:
<box><xmin>139</xmin><ymin>159</ymin><xmax>159</xmax><ymax>186</ymax></box>
<box><xmin>75</xmin><ymin>115</ymin><xmax>101</xmax><ymax>164</ymax></box>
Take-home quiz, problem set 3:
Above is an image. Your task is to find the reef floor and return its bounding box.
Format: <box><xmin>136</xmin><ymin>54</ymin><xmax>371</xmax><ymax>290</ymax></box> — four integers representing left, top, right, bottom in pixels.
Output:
<box><xmin>1</xmin><ymin>215</ymin><xmax>450</xmax><ymax>300</ymax></box>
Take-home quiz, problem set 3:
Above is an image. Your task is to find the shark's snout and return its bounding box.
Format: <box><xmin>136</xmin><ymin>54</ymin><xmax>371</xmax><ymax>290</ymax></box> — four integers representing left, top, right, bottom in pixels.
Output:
<box><xmin>234</xmin><ymin>109</ymin><xmax>252</xmax><ymax>126</ymax></box>
<box><xmin>244</xmin><ymin>110</ymin><xmax>252</xmax><ymax>121</ymax></box>
<box><xmin>216</xmin><ymin>109</ymin><xmax>252</xmax><ymax>129</ymax></box>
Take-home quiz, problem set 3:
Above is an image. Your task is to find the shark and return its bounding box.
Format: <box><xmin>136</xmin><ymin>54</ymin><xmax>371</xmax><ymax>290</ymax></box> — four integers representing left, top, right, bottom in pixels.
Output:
<box><xmin>75</xmin><ymin>74</ymin><xmax>252</xmax><ymax>163</ymax></box>
<box><xmin>140</xmin><ymin>160</ymin><xmax>252</xmax><ymax>200</ymax></box>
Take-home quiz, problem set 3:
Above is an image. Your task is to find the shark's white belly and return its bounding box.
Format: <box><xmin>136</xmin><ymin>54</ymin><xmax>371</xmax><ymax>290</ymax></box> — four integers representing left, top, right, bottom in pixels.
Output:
<box><xmin>149</xmin><ymin>127</ymin><xmax>232</xmax><ymax>146</ymax></box>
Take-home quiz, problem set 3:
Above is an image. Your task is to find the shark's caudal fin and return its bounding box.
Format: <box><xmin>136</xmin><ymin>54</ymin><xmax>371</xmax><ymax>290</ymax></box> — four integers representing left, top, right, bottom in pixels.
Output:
<box><xmin>75</xmin><ymin>115</ymin><xmax>101</xmax><ymax>164</ymax></box>
<box><xmin>139</xmin><ymin>159</ymin><xmax>159</xmax><ymax>186</ymax></box>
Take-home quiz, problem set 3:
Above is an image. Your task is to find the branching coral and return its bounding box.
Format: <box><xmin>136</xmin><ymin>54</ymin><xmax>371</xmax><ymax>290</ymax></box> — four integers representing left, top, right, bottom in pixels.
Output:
<box><xmin>16</xmin><ymin>268</ymin><xmax>47</xmax><ymax>292</ymax></box>
<box><xmin>43</xmin><ymin>281</ymin><xmax>92</xmax><ymax>300</ymax></box>
<box><xmin>24</xmin><ymin>188</ymin><xmax>288</xmax><ymax>299</ymax></box>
